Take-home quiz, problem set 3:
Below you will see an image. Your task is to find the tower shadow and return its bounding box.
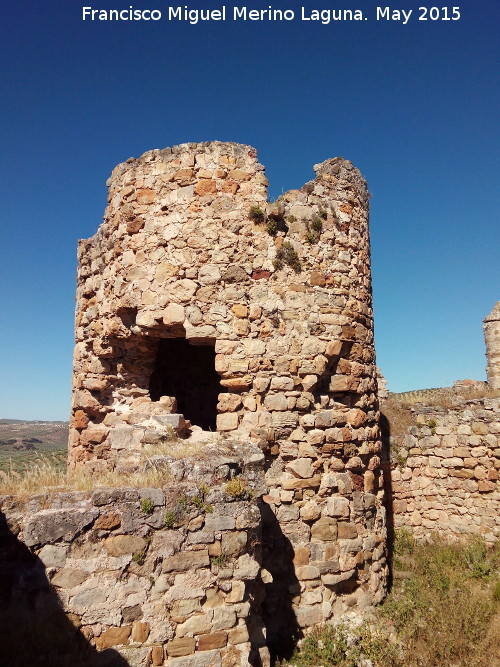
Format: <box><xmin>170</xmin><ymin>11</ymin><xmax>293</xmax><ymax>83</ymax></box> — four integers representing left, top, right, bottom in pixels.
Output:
<box><xmin>0</xmin><ymin>512</ymin><xmax>129</xmax><ymax>667</ymax></box>
<box><xmin>258</xmin><ymin>502</ymin><xmax>302</xmax><ymax>665</ymax></box>
<box><xmin>379</xmin><ymin>412</ymin><xmax>395</xmax><ymax>590</ymax></box>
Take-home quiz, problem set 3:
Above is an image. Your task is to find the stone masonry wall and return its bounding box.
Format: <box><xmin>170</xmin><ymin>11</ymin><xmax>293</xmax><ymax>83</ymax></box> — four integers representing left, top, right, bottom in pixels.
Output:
<box><xmin>388</xmin><ymin>398</ymin><xmax>500</xmax><ymax>543</ymax></box>
<box><xmin>69</xmin><ymin>142</ymin><xmax>387</xmax><ymax>647</ymax></box>
<box><xmin>484</xmin><ymin>302</ymin><xmax>500</xmax><ymax>389</ymax></box>
<box><xmin>0</xmin><ymin>445</ymin><xmax>269</xmax><ymax>667</ymax></box>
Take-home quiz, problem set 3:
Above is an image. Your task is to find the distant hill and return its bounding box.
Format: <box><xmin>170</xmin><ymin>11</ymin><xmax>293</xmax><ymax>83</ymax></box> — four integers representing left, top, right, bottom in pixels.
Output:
<box><xmin>0</xmin><ymin>419</ymin><xmax>69</xmax><ymax>447</ymax></box>
<box><xmin>0</xmin><ymin>418</ymin><xmax>68</xmax><ymax>425</ymax></box>
<box><xmin>0</xmin><ymin>420</ymin><xmax>68</xmax><ymax>473</ymax></box>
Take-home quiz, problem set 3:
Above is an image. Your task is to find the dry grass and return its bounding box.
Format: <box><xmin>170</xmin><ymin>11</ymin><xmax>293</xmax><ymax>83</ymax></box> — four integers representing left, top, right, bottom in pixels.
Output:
<box><xmin>139</xmin><ymin>437</ymin><xmax>211</xmax><ymax>462</ymax></box>
<box><xmin>0</xmin><ymin>431</ymin><xmax>232</xmax><ymax>497</ymax></box>
<box><xmin>0</xmin><ymin>457</ymin><xmax>174</xmax><ymax>497</ymax></box>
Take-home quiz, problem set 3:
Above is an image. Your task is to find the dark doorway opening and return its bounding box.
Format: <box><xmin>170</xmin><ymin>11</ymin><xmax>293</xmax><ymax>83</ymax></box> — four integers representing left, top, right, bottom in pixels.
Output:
<box><xmin>149</xmin><ymin>338</ymin><xmax>223</xmax><ymax>431</ymax></box>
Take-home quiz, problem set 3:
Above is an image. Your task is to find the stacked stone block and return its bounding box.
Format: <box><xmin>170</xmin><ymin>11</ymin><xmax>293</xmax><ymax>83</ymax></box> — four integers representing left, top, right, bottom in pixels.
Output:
<box><xmin>389</xmin><ymin>398</ymin><xmax>500</xmax><ymax>542</ymax></box>
<box><xmin>0</xmin><ymin>446</ymin><xmax>269</xmax><ymax>666</ymax></box>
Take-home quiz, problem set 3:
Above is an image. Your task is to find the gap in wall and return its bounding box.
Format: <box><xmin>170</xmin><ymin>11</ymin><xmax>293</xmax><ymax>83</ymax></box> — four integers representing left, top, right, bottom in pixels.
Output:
<box><xmin>149</xmin><ymin>337</ymin><xmax>224</xmax><ymax>431</ymax></box>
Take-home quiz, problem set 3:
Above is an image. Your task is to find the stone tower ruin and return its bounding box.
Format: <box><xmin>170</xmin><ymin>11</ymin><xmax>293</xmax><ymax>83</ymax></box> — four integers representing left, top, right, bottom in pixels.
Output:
<box><xmin>70</xmin><ymin>142</ymin><xmax>387</xmax><ymax>647</ymax></box>
<box><xmin>484</xmin><ymin>302</ymin><xmax>500</xmax><ymax>389</ymax></box>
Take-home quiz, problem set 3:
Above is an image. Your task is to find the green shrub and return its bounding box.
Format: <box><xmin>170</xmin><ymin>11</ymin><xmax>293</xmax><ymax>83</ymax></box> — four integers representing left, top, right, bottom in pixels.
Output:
<box><xmin>492</xmin><ymin>579</ymin><xmax>500</xmax><ymax>601</ymax></box>
<box><xmin>266</xmin><ymin>219</ymin><xmax>278</xmax><ymax>236</ymax></box>
<box><xmin>140</xmin><ymin>498</ymin><xmax>154</xmax><ymax>514</ymax></box>
<box><xmin>311</xmin><ymin>215</ymin><xmax>323</xmax><ymax>233</ymax></box>
<box><xmin>273</xmin><ymin>242</ymin><xmax>301</xmax><ymax>273</ymax></box>
<box><xmin>225</xmin><ymin>477</ymin><xmax>246</xmax><ymax>498</ymax></box>
<box><xmin>210</xmin><ymin>553</ymin><xmax>229</xmax><ymax>568</ymax></box>
<box><xmin>463</xmin><ymin>538</ymin><xmax>494</xmax><ymax>579</ymax></box>
<box><xmin>164</xmin><ymin>509</ymin><xmax>178</xmax><ymax>528</ymax></box>
<box><xmin>249</xmin><ymin>205</ymin><xmax>265</xmax><ymax>223</ymax></box>
<box><xmin>394</xmin><ymin>528</ymin><xmax>416</xmax><ymax>555</ymax></box>
<box><xmin>132</xmin><ymin>548</ymin><xmax>147</xmax><ymax>565</ymax></box>
<box><xmin>279</xmin><ymin>625</ymin><xmax>358</xmax><ymax>667</ymax></box>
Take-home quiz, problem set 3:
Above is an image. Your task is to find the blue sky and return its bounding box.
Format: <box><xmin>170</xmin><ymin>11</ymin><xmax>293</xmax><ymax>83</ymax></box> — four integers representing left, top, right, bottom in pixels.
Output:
<box><xmin>1</xmin><ymin>0</ymin><xmax>498</xmax><ymax>420</ymax></box>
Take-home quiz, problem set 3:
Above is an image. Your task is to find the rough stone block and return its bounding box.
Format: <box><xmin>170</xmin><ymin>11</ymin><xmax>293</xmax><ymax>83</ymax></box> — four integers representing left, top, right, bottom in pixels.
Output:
<box><xmin>166</xmin><ymin>638</ymin><xmax>196</xmax><ymax>656</ymax></box>
<box><xmin>51</xmin><ymin>569</ymin><xmax>89</xmax><ymax>589</ymax></box>
<box><xmin>95</xmin><ymin>626</ymin><xmax>132</xmax><ymax>650</ymax></box>
<box><xmin>131</xmin><ymin>621</ymin><xmax>150</xmax><ymax>643</ymax></box>
<box><xmin>211</xmin><ymin>411</ymin><xmax>237</xmax><ymax>432</ymax></box>
<box><xmin>104</xmin><ymin>535</ymin><xmax>147</xmax><ymax>556</ymax></box>
<box><xmin>311</xmin><ymin>517</ymin><xmax>337</xmax><ymax>541</ymax></box>
<box><xmin>197</xmin><ymin>632</ymin><xmax>228</xmax><ymax>651</ymax></box>
<box><xmin>169</xmin><ymin>649</ymin><xmax>222</xmax><ymax>666</ymax></box>
<box><xmin>162</xmin><ymin>550</ymin><xmax>210</xmax><ymax>572</ymax></box>
<box><xmin>24</xmin><ymin>506</ymin><xmax>99</xmax><ymax>546</ymax></box>
<box><xmin>228</xmin><ymin>625</ymin><xmax>249</xmax><ymax>645</ymax></box>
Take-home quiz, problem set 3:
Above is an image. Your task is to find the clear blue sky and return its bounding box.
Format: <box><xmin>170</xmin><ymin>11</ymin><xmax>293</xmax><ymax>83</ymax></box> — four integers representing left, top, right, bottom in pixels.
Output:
<box><xmin>1</xmin><ymin>0</ymin><xmax>498</xmax><ymax>420</ymax></box>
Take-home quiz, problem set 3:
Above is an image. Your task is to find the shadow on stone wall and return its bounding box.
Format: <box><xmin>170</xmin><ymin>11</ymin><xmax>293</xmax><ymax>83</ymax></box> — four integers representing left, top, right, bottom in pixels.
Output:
<box><xmin>0</xmin><ymin>512</ymin><xmax>128</xmax><ymax>667</ymax></box>
<box><xmin>259</xmin><ymin>503</ymin><xmax>301</xmax><ymax>664</ymax></box>
<box><xmin>380</xmin><ymin>412</ymin><xmax>395</xmax><ymax>591</ymax></box>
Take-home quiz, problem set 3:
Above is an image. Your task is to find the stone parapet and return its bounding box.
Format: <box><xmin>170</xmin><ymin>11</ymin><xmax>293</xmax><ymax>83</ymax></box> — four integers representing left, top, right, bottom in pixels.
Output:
<box><xmin>0</xmin><ymin>445</ymin><xmax>270</xmax><ymax>666</ymax></box>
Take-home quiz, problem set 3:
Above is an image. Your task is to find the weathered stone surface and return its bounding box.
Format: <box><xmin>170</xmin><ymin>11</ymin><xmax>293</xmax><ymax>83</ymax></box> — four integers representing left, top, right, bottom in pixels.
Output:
<box><xmin>484</xmin><ymin>302</ymin><xmax>500</xmax><ymax>388</ymax></box>
<box><xmin>211</xmin><ymin>607</ymin><xmax>237</xmax><ymax>631</ymax></box>
<box><xmin>169</xmin><ymin>649</ymin><xmax>222</xmax><ymax>667</ymax></box>
<box><xmin>176</xmin><ymin>613</ymin><xmax>212</xmax><ymax>637</ymax></box>
<box><xmin>323</xmin><ymin>496</ymin><xmax>349</xmax><ymax>518</ymax></box>
<box><xmin>282</xmin><ymin>476</ymin><xmax>321</xmax><ymax>490</ymax></box>
<box><xmin>24</xmin><ymin>506</ymin><xmax>99</xmax><ymax>546</ymax></box>
<box><xmin>131</xmin><ymin>621</ymin><xmax>150</xmax><ymax>642</ymax></box>
<box><xmin>94</xmin><ymin>511</ymin><xmax>121</xmax><ymax>530</ymax></box>
<box><xmin>104</xmin><ymin>535</ymin><xmax>147</xmax><ymax>556</ymax></box>
<box><xmin>216</xmin><ymin>413</ymin><xmax>239</xmax><ymax>431</ymax></box>
<box><xmin>197</xmin><ymin>631</ymin><xmax>227</xmax><ymax>650</ymax></box>
<box><xmin>38</xmin><ymin>544</ymin><xmax>68</xmax><ymax>567</ymax></box>
<box><xmin>94</xmin><ymin>625</ymin><xmax>132</xmax><ymax>649</ymax></box>
<box><xmin>163</xmin><ymin>303</ymin><xmax>185</xmax><ymax>325</ymax></box>
<box><xmin>166</xmin><ymin>638</ymin><xmax>196</xmax><ymax>656</ymax></box>
<box><xmin>311</xmin><ymin>517</ymin><xmax>337</xmax><ymax>541</ymax></box>
<box><xmin>286</xmin><ymin>458</ymin><xmax>315</xmax><ymax>479</ymax></box>
<box><xmin>171</xmin><ymin>598</ymin><xmax>202</xmax><ymax>621</ymax></box>
<box><xmin>228</xmin><ymin>625</ymin><xmax>249</xmax><ymax>645</ymax></box>
<box><xmin>221</xmin><ymin>531</ymin><xmax>247</xmax><ymax>556</ymax></box>
<box><xmin>233</xmin><ymin>553</ymin><xmax>260</xmax><ymax>580</ymax></box>
<box><xmin>337</xmin><ymin>522</ymin><xmax>358</xmax><ymax>539</ymax></box>
<box><xmin>295</xmin><ymin>605</ymin><xmax>322</xmax><ymax>628</ymax></box>
<box><xmin>51</xmin><ymin>568</ymin><xmax>89</xmax><ymax>588</ymax></box>
<box><xmin>162</xmin><ymin>550</ymin><xmax>210</xmax><ymax>572</ymax></box>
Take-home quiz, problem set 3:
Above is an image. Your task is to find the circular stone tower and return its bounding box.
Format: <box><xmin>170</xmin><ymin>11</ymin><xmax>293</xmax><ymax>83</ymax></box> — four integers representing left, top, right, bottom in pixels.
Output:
<box><xmin>484</xmin><ymin>302</ymin><xmax>500</xmax><ymax>389</ymax></box>
<box><xmin>70</xmin><ymin>142</ymin><xmax>387</xmax><ymax>645</ymax></box>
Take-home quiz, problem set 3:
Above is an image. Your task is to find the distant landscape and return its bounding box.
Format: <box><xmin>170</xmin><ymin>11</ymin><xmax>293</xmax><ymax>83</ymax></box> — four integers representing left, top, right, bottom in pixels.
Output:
<box><xmin>0</xmin><ymin>419</ymin><xmax>68</xmax><ymax>474</ymax></box>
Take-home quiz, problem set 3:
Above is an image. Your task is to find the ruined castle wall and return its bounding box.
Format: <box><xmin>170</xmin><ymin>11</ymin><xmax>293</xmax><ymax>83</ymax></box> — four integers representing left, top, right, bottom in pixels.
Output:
<box><xmin>0</xmin><ymin>447</ymin><xmax>269</xmax><ymax>667</ymax></box>
<box><xmin>389</xmin><ymin>398</ymin><xmax>500</xmax><ymax>543</ymax></box>
<box><xmin>484</xmin><ymin>302</ymin><xmax>500</xmax><ymax>389</ymax></box>
<box><xmin>70</xmin><ymin>142</ymin><xmax>387</xmax><ymax>642</ymax></box>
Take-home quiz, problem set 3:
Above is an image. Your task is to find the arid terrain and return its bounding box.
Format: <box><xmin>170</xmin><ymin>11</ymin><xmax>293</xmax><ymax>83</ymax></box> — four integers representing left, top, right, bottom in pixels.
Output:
<box><xmin>0</xmin><ymin>419</ymin><xmax>68</xmax><ymax>473</ymax></box>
